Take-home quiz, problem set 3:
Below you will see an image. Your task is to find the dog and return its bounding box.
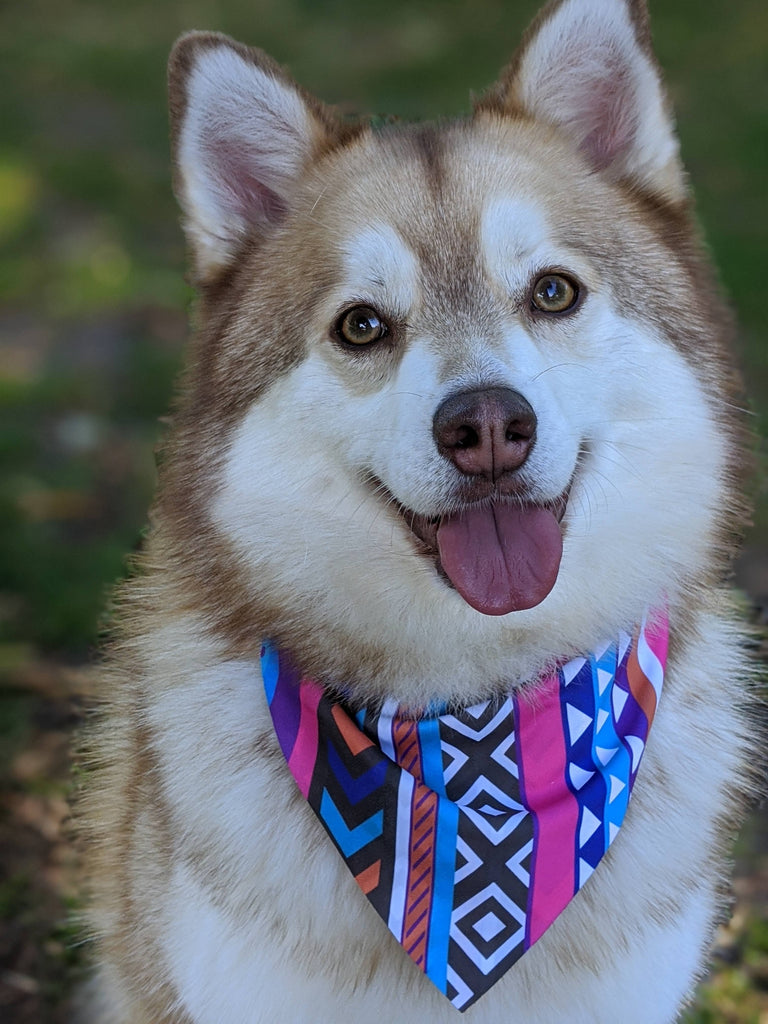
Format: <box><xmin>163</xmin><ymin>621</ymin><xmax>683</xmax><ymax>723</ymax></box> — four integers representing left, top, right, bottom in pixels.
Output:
<box><xmin>81</xmin><ymin>0</ymin><xmax>760</xmax><ymax>1021</ymax></box>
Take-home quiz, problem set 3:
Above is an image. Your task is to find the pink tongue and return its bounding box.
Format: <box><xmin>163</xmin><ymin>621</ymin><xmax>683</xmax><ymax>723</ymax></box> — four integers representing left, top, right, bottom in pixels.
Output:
<box><xmin>436</xmin><ymin>504</ymin><xmax>563</xmax><ymax>616</ymax></box>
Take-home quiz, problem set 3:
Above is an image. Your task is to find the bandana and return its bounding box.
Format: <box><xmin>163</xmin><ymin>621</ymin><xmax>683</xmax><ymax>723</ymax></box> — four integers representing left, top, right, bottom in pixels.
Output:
<box><xmin>261</xmin><ymin>611</ymin><xmax>668</xmax><ymax>1012</ymax></box>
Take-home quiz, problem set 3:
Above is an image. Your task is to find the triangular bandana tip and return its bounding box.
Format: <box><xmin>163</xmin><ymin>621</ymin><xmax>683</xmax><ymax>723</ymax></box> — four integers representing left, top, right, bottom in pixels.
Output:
<box><xmin>261</xmin><ymin>611</ymin><xmax>668</xmax><ymax>1011</ymax></box>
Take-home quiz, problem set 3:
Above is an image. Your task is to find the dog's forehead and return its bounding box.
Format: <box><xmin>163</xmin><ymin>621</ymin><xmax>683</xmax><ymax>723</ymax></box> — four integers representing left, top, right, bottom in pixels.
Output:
<box><xmin>317</xmin><ymin>119</ymin><xmax>596</xmax><ymax>310</ymax></box>
<box><xmin>337</xmin><ymin>198</ymin><xmax>548</xmax><ymax>300</ymax></box>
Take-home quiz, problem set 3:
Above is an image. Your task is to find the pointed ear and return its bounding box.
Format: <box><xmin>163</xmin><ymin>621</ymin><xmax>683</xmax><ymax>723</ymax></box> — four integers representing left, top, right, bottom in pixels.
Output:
<box><xmin>478</xmin><ymin>0</ymin><xmax>687</xmax><ymax>204</ymax></box>
<box><xmin>168</xmin><ymin>33</ymin><xmax>349</xmax><ymax>283</ymax></box>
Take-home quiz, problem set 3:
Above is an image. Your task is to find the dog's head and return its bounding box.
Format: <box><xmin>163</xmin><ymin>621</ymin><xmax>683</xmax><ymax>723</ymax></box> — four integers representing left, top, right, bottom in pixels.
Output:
<box><xmin>160</xmin><ymin>0</ymin><xmax>745</xmax><ymax>704</ymax></box>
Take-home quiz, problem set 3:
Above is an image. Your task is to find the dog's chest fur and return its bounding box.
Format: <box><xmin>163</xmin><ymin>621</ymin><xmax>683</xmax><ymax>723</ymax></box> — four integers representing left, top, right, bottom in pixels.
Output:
<box><xmin>81</xmin><ymin>1</ymin><xmax>759</xmax><ymax>1022</ymax></box>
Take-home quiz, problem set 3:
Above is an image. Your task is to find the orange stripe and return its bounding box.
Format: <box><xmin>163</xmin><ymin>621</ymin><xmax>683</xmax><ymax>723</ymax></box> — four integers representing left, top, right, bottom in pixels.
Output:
<box><xmin>355</xmin><ymin>860</ymin><xmax>381</xmax><ymax>895</ymax></box>
<box><xmin>331</xmin><ymin>704</ymin><xmax>373</xmax><ymax>756</ymax></box>
<box><xmin>626</xmin><ymin>647</ymin><xmax>657</xmax><ymax>726</ymax></box>
<box><xmin>401</xmin><ymin>782</ymin><xmax>438</xmax><ymax>967</ymax></box>
<box><xmin>391</xmin><ymin>718</ymin><xmax>437</xmax><ymax>967</ymax></box>
<box><xmin>392</xmin><ymin>719</ymin><xmax>422</xmax><ymax>780</ymax></box>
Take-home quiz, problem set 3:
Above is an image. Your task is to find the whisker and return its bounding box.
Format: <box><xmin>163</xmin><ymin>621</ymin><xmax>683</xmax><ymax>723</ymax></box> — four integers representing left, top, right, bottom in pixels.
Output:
<box><xmin>529</xmin><ymin>362</ymin><xmax>589</xmax><ymax>383</ymax></box>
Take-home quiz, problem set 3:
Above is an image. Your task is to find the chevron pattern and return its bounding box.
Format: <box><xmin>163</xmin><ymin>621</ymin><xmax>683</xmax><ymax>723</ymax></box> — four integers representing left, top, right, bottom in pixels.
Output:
<box><xmin>261</xmin><ymin>609</ymin><xmax>668</xmax><ymax>1013</ymax></box>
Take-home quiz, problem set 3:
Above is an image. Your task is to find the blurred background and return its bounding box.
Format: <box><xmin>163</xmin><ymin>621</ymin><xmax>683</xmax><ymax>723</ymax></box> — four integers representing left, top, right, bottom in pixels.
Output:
<box><xmin>0</xmin><ymin>0</ymin><xmax>765</xmax><ymax>1020</ymax></box>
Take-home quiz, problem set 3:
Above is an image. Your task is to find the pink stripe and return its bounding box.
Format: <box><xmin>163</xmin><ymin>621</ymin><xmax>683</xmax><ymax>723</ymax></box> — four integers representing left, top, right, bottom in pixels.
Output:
<box><xmin>515</xmin><ymin>676</ymin><xmax>580</xmax><ymax>946</ymax></box>
<box><xmin>287</xmin><ymin>681</ymin><xmax>323</xmax><ymax>798</ymax></box>
<box><xmin>644</xmin><ymin>608</ymin><xmax>669</xmax><ymax>667</ymax></box>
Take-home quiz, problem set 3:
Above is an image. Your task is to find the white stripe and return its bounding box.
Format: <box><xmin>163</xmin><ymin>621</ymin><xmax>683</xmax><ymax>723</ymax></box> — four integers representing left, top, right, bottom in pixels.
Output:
<box><xmin>387</xmin><ymin>770</ymin><xmax>414</xmax><ymax>941</ymax></box>
<box><xmin>579</xmin><ymin>858</ymin><xmax>594</xmax><ymax>887</ymax></box>
<box><xmin>626</xmin><ymin>735</ymin><xmax>645</xmax><ymax>772</ymax></box>
<box><xmin>377</xmin><ymin>700</ymin><xmax>398</xmax><ymax>762</ymax></box>
<box><xmin>636</xmin><ymin>617</ymin><xmax>664</xmax><ymax>700</ymax></box>
<box><xmin>439</xmin><ymin>700</ymin><xmax>509</xmax><ymax>741</ymax></box>
<box><xmin>617</xmin><ymin>630</ymin><xmax>632</xmax><ymax>664</ymax></box>
<box><xmin>447</xmin><ymin>966</ymin><xmax>473</xmax><ymax>1010</ymax></box>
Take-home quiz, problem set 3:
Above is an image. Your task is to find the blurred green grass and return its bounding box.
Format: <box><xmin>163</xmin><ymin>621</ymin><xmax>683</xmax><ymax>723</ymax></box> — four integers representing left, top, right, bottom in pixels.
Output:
<box><xmin>0</xmin><ymin>1</ymin><xmax>766</xmax><ymax>1020</ymax></box>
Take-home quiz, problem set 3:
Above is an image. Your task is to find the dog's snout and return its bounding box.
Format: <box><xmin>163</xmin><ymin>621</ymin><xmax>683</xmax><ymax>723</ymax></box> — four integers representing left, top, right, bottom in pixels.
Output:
<box><xmin>433</xmin><ymin>387</ymin><xmax>537</xmax><ymax>480</ymax></box>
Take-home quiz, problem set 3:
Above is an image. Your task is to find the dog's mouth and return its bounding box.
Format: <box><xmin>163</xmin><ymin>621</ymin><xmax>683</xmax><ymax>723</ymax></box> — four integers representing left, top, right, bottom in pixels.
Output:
<box><xmin>391</xmin><ymin>488</ymin><xmax>570</xmax><ymax>617</ymax></box>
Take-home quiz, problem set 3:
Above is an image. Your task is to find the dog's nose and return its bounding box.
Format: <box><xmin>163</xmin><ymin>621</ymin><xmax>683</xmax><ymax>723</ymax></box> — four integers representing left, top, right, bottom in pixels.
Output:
<box><xmin>433</xmin><ymin>387</ymin><xmax>537</xmax><ymax>480</ymax></box>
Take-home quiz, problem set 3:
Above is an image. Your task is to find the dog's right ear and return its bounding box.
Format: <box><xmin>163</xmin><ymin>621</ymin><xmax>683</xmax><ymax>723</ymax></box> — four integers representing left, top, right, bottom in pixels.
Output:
<box><xmin>168</xmin><ymin>33</ymin><xmax>348</xmax><ymax>284</ymax></box>
<box><xmin>477</xmin><ymin>0</ymin><xmax>687</xmax><ymax>206</ymax></box>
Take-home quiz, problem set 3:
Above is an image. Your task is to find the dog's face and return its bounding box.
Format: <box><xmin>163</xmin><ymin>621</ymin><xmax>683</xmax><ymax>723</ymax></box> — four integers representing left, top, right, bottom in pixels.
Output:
<box><xmin>163</xmin><ymin>0</ymin><xmax>741</xmax><ymax>705</ymax></box>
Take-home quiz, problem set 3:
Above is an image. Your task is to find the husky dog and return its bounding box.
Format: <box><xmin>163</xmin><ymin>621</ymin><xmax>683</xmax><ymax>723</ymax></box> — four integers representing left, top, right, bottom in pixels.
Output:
<box><xmin>82</xmin><ymin>0</ymin><xmax>759</xmax><ymax>1021</ymax></box>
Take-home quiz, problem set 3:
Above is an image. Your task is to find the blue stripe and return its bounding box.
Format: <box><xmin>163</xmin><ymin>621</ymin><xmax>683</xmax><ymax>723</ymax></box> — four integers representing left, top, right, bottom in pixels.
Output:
<box><xmin>319</xmin><ymin>789</ymin><xmax>383</xmax><ymax>858</ymax></box>
<box><xmin>426</xmin><ymin>796</ymin><xmax>459</xmax><ymax>993</ymax></box>
<box><xmin>327</xmin><ymin>743</ymin><xmax>388</xmax><ymax>804</ymax></box>
<box><xmin>561</xmin><ymin>659</ymin><xmax>601</xmax><ymax>874</ymax></box>
<box><xmin>589</xmin><ymin>651</ymin><xmax>631</xmax><ymax>852</ymax></box>
<box><xmin>417</xmin><ymin>716</ymin><xmax>446</xmax><ymax>795</ymax></box>
<box><xmin>260</xmin><ymin>641</ymin><xmax>280</xmax><ymax>705</ymax></box>
<box><xmin>417</xmin><ymin>716</ymin><xmax>457</xmax><ymax>993</ymax></box>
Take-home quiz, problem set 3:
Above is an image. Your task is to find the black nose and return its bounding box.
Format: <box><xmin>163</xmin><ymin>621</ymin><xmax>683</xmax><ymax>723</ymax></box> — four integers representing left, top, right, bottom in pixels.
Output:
<box><xmin>433</xmin><ymin>386</ymin><xmax>537</xmax><ymax>480</ymax></box>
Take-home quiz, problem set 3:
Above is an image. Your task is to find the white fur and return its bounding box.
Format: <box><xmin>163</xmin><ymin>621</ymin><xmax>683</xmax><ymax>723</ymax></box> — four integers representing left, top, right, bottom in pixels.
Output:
<box><xmin>212</xmin><ymin>191</ymin><xmax>727</xmax><ymax>705</ymax></box>
<box><xmin>338</xmin><ymin>223</ymin><xmax>419</xmax><ymax>316</ymax></box>
<box><xmin>139</xmin><ymin>618</ymin><xmax>747</xmax><ymax>1024</ymax></box>
<box><xmin>480</xmin><ymin>197</ymin><xmax>552</xmax><ymax>291</ymax></box>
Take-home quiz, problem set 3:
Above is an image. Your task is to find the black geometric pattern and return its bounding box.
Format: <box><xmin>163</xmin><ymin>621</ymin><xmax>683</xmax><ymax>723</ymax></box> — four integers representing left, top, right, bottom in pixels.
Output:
<box><xmin>263</xmin><ymin>607</ymin><xmax>668</xmax><ymax>1014</ymax></box>
<box><xmin>440</xmin><ymin>699</ymin><xmax>533</xmax><ymax>1002</ymax></box>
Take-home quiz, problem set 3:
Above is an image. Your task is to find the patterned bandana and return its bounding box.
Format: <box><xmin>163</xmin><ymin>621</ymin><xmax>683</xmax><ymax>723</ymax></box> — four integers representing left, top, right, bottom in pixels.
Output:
<box><xmin>261</xmin><ymin>611</ymin><xmax>668</xmax><ymax>1012</ymax></box>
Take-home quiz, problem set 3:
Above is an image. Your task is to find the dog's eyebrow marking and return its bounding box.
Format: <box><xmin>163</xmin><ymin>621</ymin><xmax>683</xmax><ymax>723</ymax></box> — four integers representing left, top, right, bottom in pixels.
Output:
<box><xmin>412</xmin><ymin>123</ymin><xmax>445</xmax><ymax>194</ymax></box>
<box><xmin>340</xmin><ymin>223</ymin><xmax>418</xmax><ymax>314</ymax></box>
<box><xmin>481</xmin><ymin>197</ymin><xmax>549</xmax><ymax>293</ymax></box>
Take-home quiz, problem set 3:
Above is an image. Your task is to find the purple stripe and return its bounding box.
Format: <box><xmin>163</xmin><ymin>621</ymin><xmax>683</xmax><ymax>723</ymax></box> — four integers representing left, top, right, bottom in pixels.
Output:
<box><xmin>409</xmin><ymin>867</ymin><xmax>432</xmax><ymax>894</ymax></box>
<box><xmin>268</xmin><ymin>654</ymin><xmax>303</xmax><ymax>762</ymax></box>
<box><xmin>411</xmin><ymin>847</ymin><xmax>431</xmax><ymax>870</ymax></box>
<box><xmin>413</xmin><ymin>808</ymin><xmax>434</xmax><ymax>833</ymax></box>
<box><xmin>415</xmin><ymin>789</ymin><xmax>432</xmax><ymax>811</ymax></box>
<box><xmin>404</xmin><ymin>906</ymin><xmax>430</xmax><ymax>942</ymax></box>
<box><xmin>413</xmin><ymin>830</ymin><xmax>432</xmax><ymax>853</ymax></box>
<box><xmin>614</xmin><ymin>659</ymin><xmax>650</xmax><ymax>745</ymax></box>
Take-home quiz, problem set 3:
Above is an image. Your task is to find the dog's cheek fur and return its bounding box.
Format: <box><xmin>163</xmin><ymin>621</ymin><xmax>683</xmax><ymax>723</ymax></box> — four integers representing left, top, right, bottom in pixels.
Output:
<box><xmin>152</xmin><ymin>120</ymin><xmax>742</xmax><ymax>708</ymax></box>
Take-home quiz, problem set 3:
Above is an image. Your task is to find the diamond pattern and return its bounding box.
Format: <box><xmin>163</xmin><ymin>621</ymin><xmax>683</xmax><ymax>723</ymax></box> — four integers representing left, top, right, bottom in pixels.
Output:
<box><xmin>451</xmin><ymin>884</ymin><xmax>526</xmax><ymax>974</ymax></box>
<box><xmin>262</xmin><ymin>609</ymin><xmax>668</xmax><ymax>1014</ymax></box>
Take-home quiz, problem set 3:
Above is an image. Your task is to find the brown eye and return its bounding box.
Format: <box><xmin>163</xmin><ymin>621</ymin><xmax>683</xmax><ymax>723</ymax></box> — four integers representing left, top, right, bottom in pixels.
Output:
<box><xmin>336</xmin><ymin>306</ymin><xmax>387</xmax><ymax>345</ymax></box>
<box><xmin>531</xmin><ymin>274</ymin><xmax>579</xmax><ymax>314</ymax></box>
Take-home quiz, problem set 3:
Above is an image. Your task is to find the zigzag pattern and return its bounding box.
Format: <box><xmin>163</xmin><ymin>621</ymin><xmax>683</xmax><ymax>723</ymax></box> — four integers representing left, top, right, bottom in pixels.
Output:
<box><xmin>261</xmin><ymin>609</ymin><xmax>668</xmax><ymax>1013</ymax></box>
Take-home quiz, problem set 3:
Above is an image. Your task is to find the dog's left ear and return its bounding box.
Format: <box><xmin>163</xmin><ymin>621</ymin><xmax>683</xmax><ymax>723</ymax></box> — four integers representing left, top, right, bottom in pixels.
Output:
<box><xmin>478</xmin><ymin>0</ymin><xmax>687</xmax><ymax>204</ymax></box>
